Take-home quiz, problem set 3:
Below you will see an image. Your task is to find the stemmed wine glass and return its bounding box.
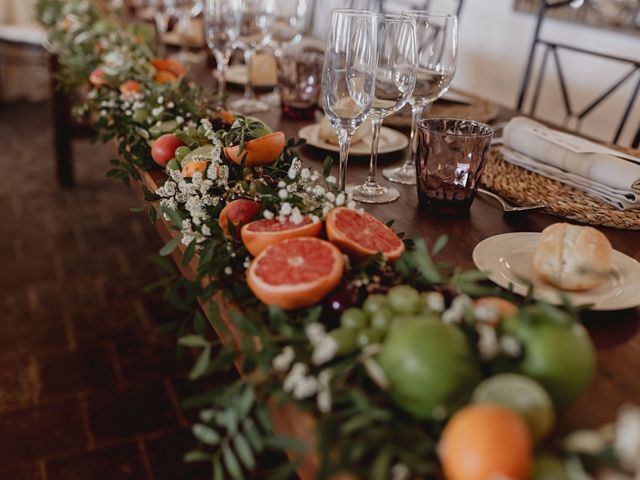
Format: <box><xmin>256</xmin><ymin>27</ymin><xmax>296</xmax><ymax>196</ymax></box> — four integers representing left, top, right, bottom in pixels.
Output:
<box><xmin>172</xmin><ymin>0</ymin><xmax>205</xmax><ymax>66</ymax></box>
<box><xmin>321</xmin><ymin>9</ymin><xmax>377</xmax><ymax>192</ymax></box>
<box><xmin>229</xmin><ymin>0</ymin><xmax>276</xmax><ymax>114</ymax></box>
<box><xmin>383</xmin><ymin>11</ymin><xmax>457</xmax><ymax>185</ymax></box>
<box><xmin>149</xmin><ymin>0</ymin><xmax>176</xmax><ymax>56</ymax></box>
<box><xmin>346</xmin><ymin>13</ymin><xmax>416</xmax><ymax>203</ymax></box>
<box><xmin>204</xmin><ymin>0</ymin><xmax>240</xmax><ymax>107</ymax></box>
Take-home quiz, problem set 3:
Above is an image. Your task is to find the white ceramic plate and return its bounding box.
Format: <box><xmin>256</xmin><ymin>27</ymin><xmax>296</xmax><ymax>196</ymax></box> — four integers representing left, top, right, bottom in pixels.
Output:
<box><xmin>472</xmin><ymin>232</ymin><xmax>640</xmax><ymax>311</ymax></box>
<box><xmin>224</xmin><ymin>64</ymin><xmax>276</xmax><ymax>88</ymax></box>
<box><xmin>298</xmin><ymin>124</ymin><xmax>409</xmax><ymax>156</ymax></box>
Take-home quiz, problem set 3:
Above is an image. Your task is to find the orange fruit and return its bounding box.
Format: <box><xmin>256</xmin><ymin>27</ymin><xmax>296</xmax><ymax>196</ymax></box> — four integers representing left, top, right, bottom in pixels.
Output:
<box><xmin>151</xmin><ymin>58</ymin><xmax>187</xmax><ymax>78</ymax></box>
<box><xmin>217</xmin><ymin>110</ymin><xmax>235</xmax><ymax>124</ymax></box>
<box><xmin>89</xmin><ymin>67</ymin><xmax>108</xmax><ymax>88</ymax></box>
<box><xmin>224</xmin><ymin>131</ymin><xmax>285</xmax><ymax>167</ymax></box>
<box><xmin>182</xmin><ymin>160</ymin><xmax>208</xmax><ymax>178</ymax></box>
<box><xmin>241</xmin><ymin>216</ymin><xmax>323</xmax><ymax>257</ymax></box>
<box><xmin>219</xmin><ymin>199</ymin><xmax>261</xmax><ymax>239</ymax></box>
<box><xmin>326</xmin><ymin>207</ymin><xmax>404</xmax><ymax>261</ymax></box>
<box><xmin>474</xmin><ymin>297</ymin><xmax>518</xmax><ymax>325</ymax></box>
<box><xmin>119</xmin><ymin>80</ymin><xmax>142</xmax><ymax>94</ymax></box>
<box><xmin>247</xmin><ymin>237</ymin><xmax>344</xmax><ymax>309</ymax></box>
<box><xmin>440</xmin><ymin>404</ymin><xmax>532</xmax><ymax>480</ymax></box>
<box><xmin>154</xmin><ymin>70</ymin><xmax>179</xmax><ymax>84</ymax></box>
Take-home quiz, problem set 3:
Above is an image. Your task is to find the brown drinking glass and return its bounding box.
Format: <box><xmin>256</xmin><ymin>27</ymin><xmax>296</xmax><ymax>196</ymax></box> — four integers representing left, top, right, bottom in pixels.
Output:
<box><xmin>277</xmin><ymin>46</ymin><xmax>323</xmax><ymax>119</ymax></box>
<box><xmin>416</xmin><ymin>118</ymin><xmax>493</xmax><ymax>215</ymax></box>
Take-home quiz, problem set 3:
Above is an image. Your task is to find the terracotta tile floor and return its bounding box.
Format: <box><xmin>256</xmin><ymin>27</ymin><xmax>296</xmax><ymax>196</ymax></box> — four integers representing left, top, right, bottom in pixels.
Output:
<box><xmin>0</xmin><ymin>100</ymin><xmax>210</xmax><ymax>479</ymax></box>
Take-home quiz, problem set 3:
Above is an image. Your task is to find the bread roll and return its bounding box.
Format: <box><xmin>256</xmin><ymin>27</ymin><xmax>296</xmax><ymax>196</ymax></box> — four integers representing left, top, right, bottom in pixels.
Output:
<box><xmin>318</xmin><ymin>115</ymin><xmax>372</xmax><ymax>145</ymax></box>
<box><xmin>533</xmin><ymin>223</ymin><xmax>612</xmax><ymax>291</ymax></box>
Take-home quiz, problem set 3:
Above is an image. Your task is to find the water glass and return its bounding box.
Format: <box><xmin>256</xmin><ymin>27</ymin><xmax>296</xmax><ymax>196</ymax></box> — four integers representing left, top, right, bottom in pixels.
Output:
<box><xmin>277</xmin><ymin>45</ymin><xmax>323</xmax><ymax>119</ymax></box>
<box><xmin>416</xmin><ymin>118</ymin><xmax>493</xmax><ymax>215</ymax></box>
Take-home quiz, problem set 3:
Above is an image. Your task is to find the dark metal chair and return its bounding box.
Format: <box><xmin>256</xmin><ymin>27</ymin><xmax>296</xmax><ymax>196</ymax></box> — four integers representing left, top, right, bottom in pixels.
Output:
<box><xmin>516</xmin><ymin>0</ymin><xmax>640</xmax><ymax>148</ymax></box>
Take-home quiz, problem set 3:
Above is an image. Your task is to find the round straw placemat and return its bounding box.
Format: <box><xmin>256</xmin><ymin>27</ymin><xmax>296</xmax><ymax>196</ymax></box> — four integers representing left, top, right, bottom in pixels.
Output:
<box><xmin>481</xmin><ymin>148</ymin><xmax>640</xmax><ymax>230</ymax></box>
<box><xmin>385</xmin><ymin>91</ymin><xmax>498</xmax><ymax>128</ymax></box>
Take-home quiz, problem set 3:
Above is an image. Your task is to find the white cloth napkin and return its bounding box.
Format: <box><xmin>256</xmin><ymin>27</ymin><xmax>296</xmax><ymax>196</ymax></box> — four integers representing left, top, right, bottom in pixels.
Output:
<box><xmin>501</xmin><ymin>117</ymin><xmax>640</xmax><ymax>210</ymax></box>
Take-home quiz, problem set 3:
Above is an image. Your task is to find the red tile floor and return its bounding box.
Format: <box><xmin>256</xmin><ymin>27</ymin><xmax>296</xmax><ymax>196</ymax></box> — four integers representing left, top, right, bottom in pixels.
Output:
<box><xmin>0</xmin><ymin>100</ymin><xmax>211</xmax><ymax>479</ymax></box>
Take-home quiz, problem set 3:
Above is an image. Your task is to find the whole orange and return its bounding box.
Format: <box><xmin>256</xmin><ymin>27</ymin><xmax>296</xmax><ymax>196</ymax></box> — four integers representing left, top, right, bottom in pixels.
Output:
<box><xmin>439</xmin><ymin>404</ymin><xmax>532</xmax><ymax>480</ymax></box>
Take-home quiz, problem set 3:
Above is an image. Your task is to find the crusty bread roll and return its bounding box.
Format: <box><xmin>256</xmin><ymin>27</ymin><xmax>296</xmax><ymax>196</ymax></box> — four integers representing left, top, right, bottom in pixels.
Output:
<box><xmin>318</xmin><ymin>115</ymin><xmax>371</xmax><ymax>145</ymax></box>
<box><xmin>533</xmin><ymin>223</ymin><xmax>612</xmax><ymax>291</ymax></box>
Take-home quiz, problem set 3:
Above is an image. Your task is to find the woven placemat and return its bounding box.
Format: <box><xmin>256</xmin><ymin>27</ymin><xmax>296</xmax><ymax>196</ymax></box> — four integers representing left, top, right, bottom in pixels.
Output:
<box><xmin>386</xmin><ymin>91</ymin><xmax>499</xmax><ymax>128</ymax></box>
<box><xmin>481</xmin><ymin>148</ymin><xmax>640</xmax><ymax>230</ymax></box>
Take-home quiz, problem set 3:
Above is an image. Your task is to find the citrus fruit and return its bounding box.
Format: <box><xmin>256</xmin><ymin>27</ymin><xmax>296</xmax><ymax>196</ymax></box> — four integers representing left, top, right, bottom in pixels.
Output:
<box><xmin>377</xmin><ymin>317</ymin><xmax>481</xmax><ymax>420</ymax></box>
<box><xmin>151</xmin><ymin>58</ymin><xmax>187</xmax><ymax>78</ymax></box>
<box><xmin>154</xmin><ymin>70</ymin><xmax>178</xmax><ymax>84</ymax></box>
<box><xmin>440</xmin><ymin>404</ymin><xmax>533</xmax><ymax>480</ymax></box>
<box><xmin>326</xmin><ymin>207</ymin><xmax>404</xmax><ymax>261</ymax></box>
<box><xmin>240</xmin><ymin>216</ymin><xmax>322</xmax><ymax>257</ymax></box>
<box><xmin>472</xmin><ymin>373</ymin><xmax>555</xmax><ymax>441</ymax></box>
<box><xmin>219</xmin><ymin>199</ymin><xmax>261</xmax><ymax>239</ymax></box>
<box><xmin>247</xmin><ymin>237</ymin><xmax>344</xmax><ymax>310</ymax></box>
<box><xmin>217</xmin><ymin>110</ymin><xmax>235</xmax><ymax>124</ymax></box>
<box><xmin>151</xmin><ymin>134</ymin><xmax>185</xmax><ymax>167</ymax></box>
<box><xmin>89</xmin><ymin>67</ymin><xmax>107</xmax><ymax>88</ymax></box>
<box><xmin>119</xmin><ymin>79</ymin><xmax>142</xmax><ymax>94</ymax></box>
<box><xmin>182</xmin><ymin>160</ymin><xmax>208</xmax><ymax>178</ymax></box>
<box><xmin>503</xmin><ymin>306</ymin><xmax>595</xmax><ymax>407</ymax></box>
<box><xmin>224</xmin><ymin>131</ymin><xmax>285</xmax><ymax>166</ymax></box>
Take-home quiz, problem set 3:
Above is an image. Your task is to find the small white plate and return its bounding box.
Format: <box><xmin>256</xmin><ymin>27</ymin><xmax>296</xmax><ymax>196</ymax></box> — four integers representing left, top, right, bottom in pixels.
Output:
<box><xmin>298</xmin><ymin>123</ymin><xmax>409</xmax><ymax>156</ymax></box>
<box><xmin>472</xmin><ymin>232</ymin><xmax>640</xmax><ymax>311</ymax></box>
<box><xmin>224</xmin><ymin>64</ymin><xmax>276</xmax><ymax>88</ymax></box>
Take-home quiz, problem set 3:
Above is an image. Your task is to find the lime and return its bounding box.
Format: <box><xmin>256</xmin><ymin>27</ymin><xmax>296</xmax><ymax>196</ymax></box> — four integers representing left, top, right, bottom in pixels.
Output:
<box><xmin>472</xmin><ymin>373</ymin><xmax>555</xmax><ymax>441</ymax></box>
<box><xmin>165</xmin><ymin>159</ymin><xmax>180</xmax><ymax>171</ymax></box>
<box><xmin>377</xmin><ymin>318</ymin><xmax>481</xmax><ymax>420</ymax></box>
<box><xmin>340</xmin><ymin>308</ymin><xmax>369</xmax><ymax>330</ymax></box>
<box><xmin>149</xmin><ymin>119</ymin><xmax>179</xmax><ymax>138</ymax></box>
<box><xmin>330</xmin><ymin>327</ymin><xmax>358</xmax><ymax>356</ymax></box>
<box><xmin>387</xmin><ymin>286</ymin><xmax>421</xmax><ymax>315</ymax></box>
<box><xmin>363</xmin><ymin>294</ymin><xmax>389</xmax><ymax>315</ymax></box>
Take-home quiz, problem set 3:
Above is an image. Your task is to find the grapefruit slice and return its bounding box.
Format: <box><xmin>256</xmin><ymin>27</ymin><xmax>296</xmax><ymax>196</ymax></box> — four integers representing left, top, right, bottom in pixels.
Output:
<box><xmin>241</xmin><ymin>217</ymin><xmax>323</xmax><ymax>257</ymax></box>
<box><xmin>224</xmin><ymin>132</ymin><xmax>285</xmax><ymax>167</ymax></box>
<box><xmin>247</xmin><ymin>237</ymin><xmax>344</xmax><ymax>310</ymax></box>
<box><xmin>326</xmin><ymin>207</ymin><xmax>405</xmax><ymax>261</ymax></box>
<box><xmin>219</xmin><ymin>199</ymin><xmax>261</xmax><ymax>239</ymax></box>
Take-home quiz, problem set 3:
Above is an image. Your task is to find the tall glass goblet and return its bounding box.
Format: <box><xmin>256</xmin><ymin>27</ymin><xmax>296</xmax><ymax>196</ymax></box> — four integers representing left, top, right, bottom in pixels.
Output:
<box><xmin>346</xmin><ymin>13</ymin><xmax>416</xmax><ymax>203</ymax></box>
<box><xmin>172</xmin><ymin>0</ymin><xmax>205</xmax><ymax>66</ymax></box>
<box><xmin>204</xmin><ymin>0</ymin><xmax>240</xmax><ymax>108</ymax></box>
<box><xmin>149</xmin><ymin>0</ymin><xmax>177</xmax><ymax>56</ymax></box>
<box><xmin>383</xmin><ymin>11</ymin><xmax>457</xmax><ymax>185</ymax></box>
<box><xmin>321</xmin><ymin>9</ymin><xmax>377</xmax><ymax>192</ymax></box>
<box><xmin>229</xmin><ymin>0</ymin><xmax>276</xmax><ymax>114</ymax></box>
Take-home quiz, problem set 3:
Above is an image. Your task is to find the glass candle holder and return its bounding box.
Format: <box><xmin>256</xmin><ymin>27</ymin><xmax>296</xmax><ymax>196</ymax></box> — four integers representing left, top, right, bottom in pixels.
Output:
<box><xmin>416</xmin><ymin>118</ymin><xmax>493</xmax><ymax>215</ymax></box>
<box><xmin>277</xmin><ymin>46</ymin><xmax>323</xmax><ymax>119</ymax></box>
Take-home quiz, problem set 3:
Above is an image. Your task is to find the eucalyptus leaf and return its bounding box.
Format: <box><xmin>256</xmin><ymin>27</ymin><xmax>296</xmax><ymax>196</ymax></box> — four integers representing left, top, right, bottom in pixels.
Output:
<box><xmin>183</xmin><ymin>450</ymin><xmax>212</xmax><ymax>463</ymax></box>
<box><xmin>189</xmin><ymin>346</ymin><xmax>211</xmax><ymax>380</ymax></box>
<box><xmin>222</xmin><ymin>444</ymin><xmax>243</xmax><ymax>480</ymax></box>
<box><xmin>213</xmin><ymin>458</ymin><xmax>223</xmax><ymax>480</ymax></box>
<box><xmin>161</xmin><ymin>205</ymin><xmax>184</xmax><ymax>229</ymax></box>
<box><xmin>233</xmin><ymin>433</ymin><xmax>256</xmax><ymax>470</ymax></box>
<box><xmin>264</xmin><ymin>435</ymin><xmax>307</xmax><ymax>453</ymax></box>
<box><xmin>191</xmin><ymin>424</ymin><xmax>221</xmax><ymax>446</ymax></box>
<box><xmin>159</xmin><ymin>235</ymin><xmax>181</xmax><ymax>256</ymax></box>
<box><xmin>178</xmin><ymin>335</ymin><xmax>210</xmax><ymax>348</ymax></box>
<box><xmin>242</xmin><ymin>418</ymin><xmax>264</xmax><ymax>453</ymax></box>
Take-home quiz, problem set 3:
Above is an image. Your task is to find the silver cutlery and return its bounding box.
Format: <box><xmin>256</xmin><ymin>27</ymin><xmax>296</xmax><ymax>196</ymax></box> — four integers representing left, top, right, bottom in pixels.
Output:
<box><xmin>478</xmin><ymin>187</ymin><xmax>546</xmax><ymax>214</ymax></box>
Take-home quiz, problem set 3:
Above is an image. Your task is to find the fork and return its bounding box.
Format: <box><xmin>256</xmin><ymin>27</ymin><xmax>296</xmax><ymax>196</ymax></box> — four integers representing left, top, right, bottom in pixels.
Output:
<box><xmin>478</xmin><ymin>188</ymin><xmax>546</xmax><ymax>214</ymax></box>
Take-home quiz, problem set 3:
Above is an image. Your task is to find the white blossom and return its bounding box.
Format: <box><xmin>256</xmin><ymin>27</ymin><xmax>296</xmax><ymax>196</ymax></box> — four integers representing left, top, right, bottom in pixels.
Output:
<box><xmin>615</xmin><ymin>405</ymin><xmax>640</xmax><ymax>472</ymax></box>
<box><xmin>312</xmin><ymin>336</ymin><xmax>338</xmax><ymax>366</ymax></box>
<box><xmin>273</xmin><ymin>346</ymin><xmax>295</xmax><ymax>372</ymax></box>
<box><xmin>263</xmin><ymin>210</ymin><xmax>274</xmax><ymax>220</ymax></box>
<box><xmin>500</xmin><ymin>335</ymin><xmax>522</xmax><ymax>357</ymax></box>
<box><xmin>224</xmin><ymin>266</ymin><xmax>232</xmax><ymax>275</ymax></box>
<box><xmin>278</xmin><ymin>189</ymin><xmax>288</xmax><ymax>200</ymax></box>
<box><xmin>423</xmin><ymin>291</ymin><xmax>445</xmax><ymax>312</ymax></box>
<box><xmin>477</xmin><ymin>324</ymin><xmax>499</xmax><ymax>361</ymax></box>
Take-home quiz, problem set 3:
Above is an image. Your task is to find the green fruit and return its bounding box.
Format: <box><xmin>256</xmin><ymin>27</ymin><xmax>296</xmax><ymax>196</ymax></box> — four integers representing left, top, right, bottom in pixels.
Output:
<box><xmin>472</xmin><ymin>373</ymin><xmax>555</xmax><ymax>441</ymax></box>
<box><xmin>165</xmin><ymin>159</ymin><xmax>180</xmax><ymax>171</ymax></box>
<box><xmin>377</xmin><ymin>318</ymin><xmax>482</xmax><ymax>420</ymax></box>
<box><xmin>370</xmin><ymin>308</ymin><xmax>394</xmax><ymax>331</ymax></box>
<box><xmin>132</xmin><ymin>108</ymin><xmax>150</xmax><ymax>123</ymax></box>
<box><xmin>174</xmin><ymin>146</ymin><xmax>191</xmax><ymax>162</ymax></box>
<box><xmin>503</xmin><ymin>307</ymin><xmax>595</xmax><ymax>408</ymax></box>
<box><xmin>330</xmin><ymin>327</ymin><xmax>358</xmax><ymax>356</ymax></box>
<box><xmin>340</xmin><ymin>308</ymin><xmax>369</xmax><ymax>330</ymax></box>
<box><xmin>363</xmin><ymin>294</ymin><xmax>389</xmax><ymax>315</ymax></box>
<box><xmin>356</xmin><ymin>328</ymin><xmax>384</xmax><ymax>348</ymax></box>
<box><xmin>533</xmin><ymin>455</ymin><xmax>570</xmax><ymax>480</ymax></box>
<box><xmin>387</xmin><ymin>286</ymin><xmax>421</xmax><ymax>315</ymax></box>
<box><xmin>181</xmin><ymin>145</ymin><xmax>215</xmax><ymax>167</ymax></box>
<box><xmin>149</xmin><ymin>119</ymin><xmax>179</xmax><ymax>137</ymax></box>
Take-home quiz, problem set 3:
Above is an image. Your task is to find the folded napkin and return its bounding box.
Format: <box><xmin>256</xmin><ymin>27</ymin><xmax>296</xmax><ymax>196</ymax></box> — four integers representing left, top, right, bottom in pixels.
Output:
<box><xmin>501</xmin><ymin>117</ymin><xmax>640</xmax><ymax>210</ymax></box>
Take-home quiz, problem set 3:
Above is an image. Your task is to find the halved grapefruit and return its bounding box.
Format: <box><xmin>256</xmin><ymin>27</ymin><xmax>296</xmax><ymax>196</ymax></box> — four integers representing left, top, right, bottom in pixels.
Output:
<box><xmin>326</xmin><ymin>207</ymin><xmax>405</xmax><ymax>261</ymax></box>
<box><xmin>241</xmin><ymin>217</ymin><xmax>323</xmax><ymax>257</ymax></box>
<box><xmin>247</xmin><ymin>237</ymin><xmax>344</xmax><ymax>310</ymax></box>
<box><xmin>224</xmin><ymin>132</ymin><xmax>285</xmax><ymax>167</ymax></box>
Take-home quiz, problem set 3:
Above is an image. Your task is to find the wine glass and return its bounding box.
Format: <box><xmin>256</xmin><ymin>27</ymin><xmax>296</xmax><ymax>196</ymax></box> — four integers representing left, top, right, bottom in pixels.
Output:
<box><xmin>262</xmin><ymin>0</ymin><xmax>310</xmax><ymax>107</ymax></box>
<box><xmin>321</xmin><ymin>9</ymin><xmax>377</xmax><ymax>192</ymax></box>
<box><xmin>149</xmin><ymin>0</ymin><xmax>177</xmax><ymax>56</ymax></box>
<box><xmin>172</xmin><ymin>0</ymin><xmax>206</xmax><ymax>65</ymax></box>
<box><xmin>204</xmin><ymin>0</ymin><xmax>240</xmax><ymax>107</ymax></box>
<box><xmin>229</xmin><ymin>0</ymin><xmax>276</xmax><ymax>114</ymax></box>
<box><xmin>383</xmin><ymin>11</ymin><xmax>457</xmax><ymax>186</ymax></box>
<box><xmin>346</xmin><ymin>13</ymin><xmax>416</xmax><ymax>203</ymax></box>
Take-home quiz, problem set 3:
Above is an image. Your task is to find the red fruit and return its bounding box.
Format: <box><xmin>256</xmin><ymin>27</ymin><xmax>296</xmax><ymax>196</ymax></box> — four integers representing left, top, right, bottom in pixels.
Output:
<box><xmin>151</xmin><ymin>134</ymin><xmax>185</xmax><ymax>167</ymax></box>
<box><xmin>219</xmin><ymin>199</ymin><xmax>261</xmax><ymax>239</ymax></box>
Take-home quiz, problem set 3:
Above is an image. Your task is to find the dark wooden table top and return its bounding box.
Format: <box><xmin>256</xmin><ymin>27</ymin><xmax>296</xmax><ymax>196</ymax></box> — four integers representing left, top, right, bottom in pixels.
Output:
<box><xmin>192</xmin><ymin>69</ymin><xmax>640</xmax><ymax>431</ymax></box>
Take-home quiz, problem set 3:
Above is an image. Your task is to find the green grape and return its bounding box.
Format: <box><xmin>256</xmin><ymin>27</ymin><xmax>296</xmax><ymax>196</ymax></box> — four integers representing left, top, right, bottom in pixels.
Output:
<box><xmin>363</xmin><ymin>294</ymin><xmax>389</xmax><ymax>315</ymax></box>
<box><xmin>174</xmin><ymin>146</ymin><xmax>190</xmax><ymax>162</ymax></box>
<box><xmin>340</xmin><ymin>308</ymin><xmax>369</xmax><ymax>330</ymax></box>
<box><xmin>387</xmin><ymin>286</ymin><xmax>421</xmax><ymax>315</ymax></box>
<box><xmin>370</xmin><ymin>308</ymin><xmax>394</xmax><ymax>331</ymax></box>
<box><xmin>330</xmin><ymin>328</ymin><xmax>358</xmax><ymax>355</ymax></box>
<box><xmin>356</xmin><ymin>328</ymin><xmax>384</xmax><ymax>348</ymax></box>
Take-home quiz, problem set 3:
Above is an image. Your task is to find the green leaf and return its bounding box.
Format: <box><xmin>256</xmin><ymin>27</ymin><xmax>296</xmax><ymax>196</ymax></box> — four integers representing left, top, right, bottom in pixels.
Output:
<box><xmin>178</xmin><ymin>335</ymin><xmax>210</xmax><ymax>348</ymax></box>
<box><xmin>264</xmin><ymin>435</ymin><xmax>307</xmax><ymax>453</ymax></box>
<box><xmin>222</xmin><ymin>444</ymin><xmax>243</xmax><ymax>480</ymax></box>
<box><xmin>129</xmin><ymin>206</ymin><xmax>144</xmax><ymax>213</ymax></box>
<box><xmin>189</xmin><ymin>346</ymin><xmax>211</xmax><ymax>380</ymax></box>
<box><xmin>213</xmin><ymin>458</ymin><xmax>223</xmax><ymax>480</ymax></box>
<box><xmin>159</xmin><ymin>235</ymin><xmax>181</xmax><ymax>256</ymax></box>
<box><xmin>230</xmin><ymin>309</ymin><xmax>260</xmax><ymax>337</ymax></box>
<box><xmin>216</xmin><ymin>408</ymin><xmax>239</xmax><ymax>435</ymax></box>
<box><xmin>371</xmin><ymin>447</ymin><xmax>392</xmax><ymax>480</ymax></box>
<box><xmin>161</xmin><ymin>205</ymin><xmax>184</xmax><ymax>229</ymax></box>
<box><xmin>191</xmin><ymin>424</ymin><xmax>221</xmax><ymax>446</ymax></box>
<box><xmin>182</xmin><ymin>239</ymin><xmax>196</xmax><ymax>266</ymax></box>
<box><xmin>254</xmin><ymin>406</ymin><xmax>273</xmax><ymax>433</ymax></box>
<box><xmin>183</xmin><ymin>450</ymin><xmax>211</xmax><ymax>463</ymax></box>
<box><xmin>432</xmin><ymin>234</ymin><xmax>449</xmax><ymax>255</ymax></box>
<box><xmin>234</xmin><ymin>386</ymin><xmax>255</xmax><ymax>419</ymax></box>
<box><xmin>233</xmin><ymin>433</ymin><xmax>256</xmax><ymax>470</ymax></box>
<box><xmin>242</xmin><ymin>418</ymin><xmax>264</xmax><ymax>453</ymax></box>
<box><xmin>322</xmin><ymin>156</ymin><xmax>333</xmax><ymax>177</ymax></box>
